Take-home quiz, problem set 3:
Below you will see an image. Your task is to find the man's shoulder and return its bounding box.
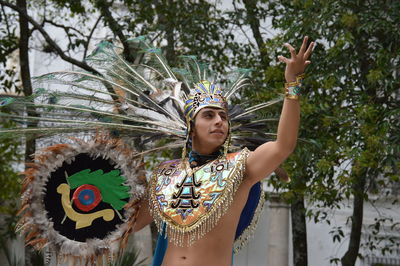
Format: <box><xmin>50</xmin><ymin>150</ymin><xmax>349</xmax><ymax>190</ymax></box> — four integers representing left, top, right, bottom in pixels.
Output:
<box><xmin>226</xmin><ymin>147</ymin><xmax>250</xmax><ymax>161</ymax></box>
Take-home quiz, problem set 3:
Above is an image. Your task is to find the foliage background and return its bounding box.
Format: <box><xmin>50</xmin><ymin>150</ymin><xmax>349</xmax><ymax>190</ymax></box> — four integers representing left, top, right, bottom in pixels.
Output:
<box><xmin>0</xmin><ymin>0</ymin><xmax>399</xmax><ymax>265</ymax></box>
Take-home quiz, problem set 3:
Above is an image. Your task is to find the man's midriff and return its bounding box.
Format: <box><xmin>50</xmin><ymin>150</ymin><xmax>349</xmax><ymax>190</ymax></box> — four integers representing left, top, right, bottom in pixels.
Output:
<box><xmin>161</xmin><ymin>179</ymin><xmax>253</xmax><ymax>266</ymax></box>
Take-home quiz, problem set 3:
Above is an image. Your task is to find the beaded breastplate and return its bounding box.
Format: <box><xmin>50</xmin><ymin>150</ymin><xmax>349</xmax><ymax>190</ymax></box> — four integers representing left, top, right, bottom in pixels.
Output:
<box><xmin>149</xmin><ymin>148</ymin><xmax>250</xmax><ymax>246</ymax></box>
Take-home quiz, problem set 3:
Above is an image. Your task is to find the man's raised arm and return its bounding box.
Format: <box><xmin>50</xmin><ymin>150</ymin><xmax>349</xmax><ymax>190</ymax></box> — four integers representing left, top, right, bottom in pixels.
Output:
<box><xmin>246</xmin><ymin>36</ymin><xmax>314</xmax><ymax>184</ymax></box>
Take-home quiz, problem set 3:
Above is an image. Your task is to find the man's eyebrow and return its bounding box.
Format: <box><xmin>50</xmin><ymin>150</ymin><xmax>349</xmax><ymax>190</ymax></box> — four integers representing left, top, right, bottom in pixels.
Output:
<box><xmin>217</xmin><ymin>111</ymin><xmax>228</xmax><ymax>116</ymax></box>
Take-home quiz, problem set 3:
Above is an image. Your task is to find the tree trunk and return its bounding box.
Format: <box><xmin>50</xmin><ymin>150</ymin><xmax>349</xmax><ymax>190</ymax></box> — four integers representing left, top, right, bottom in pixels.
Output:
<box><xmin>17</xmin><ymin>0</ymin><xmax>35</xmax><ymax>161</ymax></box>
<box><xmin>341</xmin><ymin>173</ymin><xmax>366</xmax><ymax>266</ymax></box>
<box><xmin>291</xmin><ymin>195</ymin><xmax>308</xmax><ymax>266</ymax></box>
<box><xmin>242</xmin><ymin>0</ymin><xmax>268</xmax><ymax>65</ymax></box>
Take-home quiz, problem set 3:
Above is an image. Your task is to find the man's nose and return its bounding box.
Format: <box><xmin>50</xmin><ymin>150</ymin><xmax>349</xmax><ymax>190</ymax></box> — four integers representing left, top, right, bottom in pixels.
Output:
<box><xmin>214</xmin><ymin>115</ymin><xmax>223</xmax><ymax>125</ymax></box>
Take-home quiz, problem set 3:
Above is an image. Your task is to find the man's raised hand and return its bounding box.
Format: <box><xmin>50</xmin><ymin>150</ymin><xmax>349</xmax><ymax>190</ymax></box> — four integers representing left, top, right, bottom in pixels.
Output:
<box><xmin>278</xmin><ymin>36</ymin><xmax>314</xmax><ymax>82</ymax></box>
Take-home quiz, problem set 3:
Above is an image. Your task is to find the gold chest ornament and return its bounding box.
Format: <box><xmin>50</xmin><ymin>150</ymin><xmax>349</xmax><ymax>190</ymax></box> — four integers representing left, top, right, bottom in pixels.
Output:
<box><xmin>149</xmin><ymin>148</ymin><xmax>250</xmax><ymax>246</ymax></box>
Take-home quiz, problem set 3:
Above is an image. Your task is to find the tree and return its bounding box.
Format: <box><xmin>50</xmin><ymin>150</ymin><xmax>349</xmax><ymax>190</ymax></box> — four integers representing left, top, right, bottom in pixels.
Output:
<box><xmin>256</xmin><ymin>0</ymin><xmax>400</xmax><ymax>265</ymax></box>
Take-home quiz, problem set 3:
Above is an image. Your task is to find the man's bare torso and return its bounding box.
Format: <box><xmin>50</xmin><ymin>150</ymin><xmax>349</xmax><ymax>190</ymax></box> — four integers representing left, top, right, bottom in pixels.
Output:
<box><xmin>161</xmin><ymin>178</ymin><xmax>254</xmax><ymax>266</ymax></box>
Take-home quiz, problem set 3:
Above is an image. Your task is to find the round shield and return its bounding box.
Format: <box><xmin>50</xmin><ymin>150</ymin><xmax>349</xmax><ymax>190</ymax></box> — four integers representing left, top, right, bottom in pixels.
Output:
<box><xmin>17</xmin><ymin>134</ymin><xmax>146</xmax><ymax>264</ymax></box>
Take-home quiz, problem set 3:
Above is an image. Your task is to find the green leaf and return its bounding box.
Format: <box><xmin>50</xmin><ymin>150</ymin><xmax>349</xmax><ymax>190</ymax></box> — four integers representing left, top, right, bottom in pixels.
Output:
<box><xmin>68</xmin><ymin>169</ymin><xmax>130</xmax><ymax>210</ymax></box>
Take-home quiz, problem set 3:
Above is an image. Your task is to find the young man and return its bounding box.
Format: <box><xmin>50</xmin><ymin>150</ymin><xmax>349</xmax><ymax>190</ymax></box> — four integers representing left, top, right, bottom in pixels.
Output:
<box><xmin>134</xmin><ymin>36</ymin><xmax>314</xmax><ymax>266</ymax></box>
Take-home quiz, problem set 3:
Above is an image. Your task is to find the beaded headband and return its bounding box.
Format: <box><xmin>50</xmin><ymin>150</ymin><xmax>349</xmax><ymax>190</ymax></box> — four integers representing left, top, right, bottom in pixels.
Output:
<box><xmin>184</xmin><ymin>80</ymin><xmax>228</xmax><ymax>122</ymax></box>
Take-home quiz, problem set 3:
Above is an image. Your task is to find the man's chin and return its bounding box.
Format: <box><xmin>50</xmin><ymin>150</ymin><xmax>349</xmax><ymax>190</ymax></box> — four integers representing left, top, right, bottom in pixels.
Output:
<box><xmin>207</xmin><ymin>139</ymin><xmax>226</xmax><ymax>150</ymax></box>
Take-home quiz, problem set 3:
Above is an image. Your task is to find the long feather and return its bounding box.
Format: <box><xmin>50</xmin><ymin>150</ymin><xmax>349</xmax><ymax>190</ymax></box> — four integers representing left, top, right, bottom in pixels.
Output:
<box><xmin>139</xmin><ymin>41</ymin><xmax>177</xmax><ymax>80</ymax></box>
<box><xmin>33</xmin><ymin>71</ymin><xmax>139</xmax><ymax>98</ymax></box>
<box><xmin>234</xmin><ymin>98</ymin><xmax>282</xmax><ymax>119</ymax></box>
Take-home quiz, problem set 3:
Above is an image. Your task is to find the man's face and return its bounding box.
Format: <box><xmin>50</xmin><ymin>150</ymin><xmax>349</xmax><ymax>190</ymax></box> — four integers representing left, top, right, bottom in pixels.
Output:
<box><xmin>191</xmin><ymin>107</ymin><xmax>229</xmax><ymax>153</ymax></box>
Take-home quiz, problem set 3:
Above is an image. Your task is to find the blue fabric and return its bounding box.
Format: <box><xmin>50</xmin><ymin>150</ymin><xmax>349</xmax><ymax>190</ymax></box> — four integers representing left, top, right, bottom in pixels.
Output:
<box><xmin>152</xmin><ymin>226</ymin><xmax>168</xmax><ymax>266</ymax></box>
<box><xmin>235</xmin><ymin>182</ymin><xmax>262</xmax><ymax>239</ymax></box>
<box><xmin>152</xmin><ymin>182</ymin><xmax>262</xmax><ymax>265</ymax></box>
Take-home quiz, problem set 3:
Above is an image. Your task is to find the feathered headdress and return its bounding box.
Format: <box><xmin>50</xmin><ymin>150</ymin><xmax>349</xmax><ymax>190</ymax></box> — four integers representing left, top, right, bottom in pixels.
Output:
<box><xmin>0</xmin><ymin>36</ymin><xmax>285</xmax><ymax>263</ymax></box>
<box><xmin>0</xmin><ymin>37</ymin><xmax>281</xmax><ymax>153</ymax></box>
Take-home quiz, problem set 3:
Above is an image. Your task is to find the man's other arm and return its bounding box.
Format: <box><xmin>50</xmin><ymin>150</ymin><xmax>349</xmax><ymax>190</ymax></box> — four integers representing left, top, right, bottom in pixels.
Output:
<box><xmin>133</xmin><ymin>198</ymin><xmax>154</xmax><ymax>232</ymax></box>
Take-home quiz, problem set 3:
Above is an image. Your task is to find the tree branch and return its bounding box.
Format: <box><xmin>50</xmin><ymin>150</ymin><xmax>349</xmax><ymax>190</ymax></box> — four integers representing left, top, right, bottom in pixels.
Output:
<box><xmin>94</xmin><ymin>0</ymin><xmax>133</xmax><ymax>62</ymax></box>
<box><xmin>83</xmin><ymin>15</ymin><xmax>102</xmax><ymax>59</ymax></box>
<box><xmin>0</xmin><ymin>0</ymin><xmax>97</xmax><ymax>74</ymax></box>
<box><xmin>43</xmin><ymin>19</ymin><xmax>85</xmax><ymax>37</ymax></box>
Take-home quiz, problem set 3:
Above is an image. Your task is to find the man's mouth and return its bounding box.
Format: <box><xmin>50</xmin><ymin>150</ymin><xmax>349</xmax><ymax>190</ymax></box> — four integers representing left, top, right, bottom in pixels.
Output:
<box><xmin>210</xmin><ymin>130</ymin><xmax>225</xmax><ymax>135</ymax></box>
